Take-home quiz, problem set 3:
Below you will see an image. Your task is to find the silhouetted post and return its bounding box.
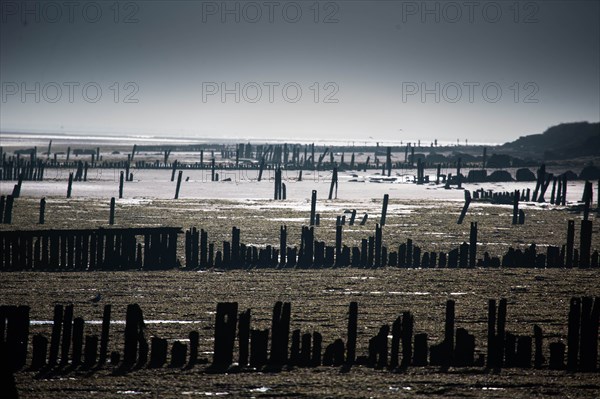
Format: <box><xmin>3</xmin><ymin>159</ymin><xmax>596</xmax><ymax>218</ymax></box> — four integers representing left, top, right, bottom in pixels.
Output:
<box><xmin>386</xmin><ymin>147</ymin><xmax>392</xmax><ymax>177</ymax></box>
<box><xmin>579</xmin><ymin>296</ymin><xmax>599</xmax><ymax>371</ymax></box>
<box><xmin>123</xmin><ymin>304</ymin><xmax>147</xmax><ymax>369</ymax></box>
<box><xmin>72</xmin><ymin>317</ymin><xmax>84</xmax><ymax>366</ymax></box>
<box><xmin>109</xmin><ymin>197</ymin><xmax>115</xmax><ymax>225</ymax></box>
<box><xmin>212</xmin><ymin>302</ymin><xmax>238</xmax><ymax>370</ymax></box>
<box><xmin>579</xmin><ymin>220</ymin><xmax>592</xmax><ymax>268</ymax></box>
<box><xmin>170</xmin><ymin>160</ymin><xmax>178</xmax><ymax>182</ymax></box>
<box><xmin>188</xmin><ymin>331</ymin><xmax>199</xmax><ymax>368</ymax></box>
<box><xmin>310</xmin><ymin>190</ymin><xmax>317</xmax><ymax>226</ymax></box>
<box><xmin>328</xmin><ymin>167</ymin><xmax>338</xmax><ymax>200</ymax></box>
<box><xmin>174</xmin><ymin>171</ymin><xmax>183</xmax><ymax>199</ymax></box>
<box><xmin>512</xmin><ymin>190</ymin><xmax>519</xmax><ymax>225</ymax></box>
<box><xmin>31</xmin><ymin>335</ymin><xmax>48</xmax><ymax>370</ymax></box>
<box><xmin>335</xmin><ymin>225</ymin><xmax>343</xmax><ymax>265</ymax></box>
<box><xmin>67</xmin><ymin>172</ymin><xmax>73</xmax><ymax>198</ymax></box>
<box><xmin>99</xmin><ymin>305</ymin><xmax>111</xmax><ymax>365</ymax></box>
<box><xmin>38</xmin><ymin>197</ymin><xmax>46</xmax><ymax>224</ymax></box>
<box><xmin>48</xmin><ymin>304</ymin><xmax>64</xmax><ymax>367</ymax></box>
<box><xmin>170</xmin><ymin>341</ymin><xmax>187</xmax><ymax>368</ymax></box>
<box><xmin>457</xmin><ymin>190</ymin><xmax>472</xmax><ymax>224</ymax></box>
<box><xmin>436</xmin><ymin>164</ymin><xmax>441</xmax><ymax>184</ymax></box>
<box><xmin>469</xmin><ymin>222</ymin><xmax>477</xmax><ymax>267</ymax></box>
<box><xmin>346</xmin><ymin>302</ymin><xmax>358</xmax><ymax>365</ymax></box>
<box><xmin>549</xmin><ymin>342</ymin><xmax>565</xmax><ymax>370</ymax></box>
<box><xmin>400</xmin><ymin>311</ymin><xmax>414</xmax><ymax>369</ymax></box>
<box><xmin>83</xmin><ymin>335</ymin><xmax>98</xmax><ymax>368</ymax></box>
<box><xmin>212</xmin><ymin>158</ymin><xmax>216</xmax><ymax>181</ymax></box>
<box><xmin>3</xmin><ymin>195</ymin><xmax>14</xmax><ymax>224</ymax></box>
<box><xmin>380</xmin><ymin>194</ymin><xmax>389</xmax><ymax>226</ymax></box>
<box><xmin>149</xmin><ymin>337</ymin><xmax>167</xmax><ymax>368</ymax></box>
<box><xmin>413</xmin><ymin>333</ymin><xmax>428</xmax><ymax>366</ymax></box>
<box><xmin>250</xmin><ymin>329</ymin><xmax>269</xmax><ymax>368</ymax></box>
<box><xmin>269</xmin><ymin>302</ymin><xmax>291</xmax><ymax>367</ymax></box>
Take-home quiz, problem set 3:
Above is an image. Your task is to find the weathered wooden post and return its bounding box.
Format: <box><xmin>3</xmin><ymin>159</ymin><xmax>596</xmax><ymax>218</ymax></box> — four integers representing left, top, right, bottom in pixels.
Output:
<box><xmin>48</xmin><ymin>304</ymin><xmax>64</xmax><ymax>367</ymax></box>
<box><xmin>579</xmin><ymin>219</ymin><xmax>592</xmax><ymax>268</ymax></box>
<box><xmin>380</xmin><ymin>194</ymin><xmax>389</xmax><ymax>226</ymax></box>
<box><xmin>469</xmin><ymin>222</ymin><xmax>477</xmax><ymax>267</ymax></box>
<box><xmin>149</xmin><ymin>337</ymin><xmax>167</xmax><ymax>368</ymax></box>
<box><xmin>109</xmin><ymin>197</ymin><xmax>115</xmax><ymax>225</ymax></box>
<box><xmin>67</xmin><ymin>172</ymin><xmax>73</xmax><ymax>198</ymax></box>
<box><xmin>328</xmin><ymin>167</ymin><xmax>338</xmax><ymax>200</ymax></box>
<box><xmin>386</xmin><ymin>147</ymin><xmax>392</xmax><ymax>177</ymax></box>
<box><xmin>211</xmin><ymin>302</ymin><xmax>238</xmax><ymax>370</ymax></box>
<box><xmin>122</xmin><ymin>303</ymin><xmax>147</xmax><ymax>369</ymax></box>
<box><xmin>60</xmin><ymin>304</ymin><xmax>74</xmax><ymax>366</ymax></box>
<box><xmin>310</xmin><ymin>190</ymin><xmax>317</xmax><ymax>226</ymax></box>
<box><xmin>457</xmin><ymin>190</ymin><xmax>472</xmax><ymax>224</ymax></box>
<box><xmin>174</xmin><ymin>171</ymin><xmax>183</xmax><ymax>199</ymax></box>
<box><xmin>270</xmin><ymin>302</ymin><xmax>291</xmax><ymax>367</ymax></box>
<box><xmin>187</xmin><ymin>331</ymin><xmax>199</xmax><ymax>368</ymax></box>
<box><xmin>118</xmin><ymin>171</ymin><xmax>124</xmax><ymax>199</ymax></box>
<box><xmin>72</xmin><ymin>317</ymin><xmax>84</xmax><ymax>366</ymax></box>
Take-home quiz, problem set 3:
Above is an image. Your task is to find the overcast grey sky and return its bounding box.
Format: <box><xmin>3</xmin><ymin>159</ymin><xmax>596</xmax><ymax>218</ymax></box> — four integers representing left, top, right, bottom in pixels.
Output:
<box><xmin>1</xmin><ymin>0</ymin><xmax>599</xmax><ymax>144</ymax></box>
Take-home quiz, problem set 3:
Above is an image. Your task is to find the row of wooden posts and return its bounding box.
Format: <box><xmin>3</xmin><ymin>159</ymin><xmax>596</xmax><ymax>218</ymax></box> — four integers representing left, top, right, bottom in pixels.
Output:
<box><xmin>184</xmin><ymin>218</ymin><xmax>598</xmax><ymax>270</ymax></box>
<box><xmin>1</xmin><ymin>297</ymin><xmax>598</xmax><ymax>375</ymax></box>
<box><xmin>0</xmin><ymin>227</ymin><xmax>180</xmax><ymax>271</ymax></box>
<box><xmin>0</xmin><ymin>216</ymin><xmax>596</xmax><ymax>271</ymax></box>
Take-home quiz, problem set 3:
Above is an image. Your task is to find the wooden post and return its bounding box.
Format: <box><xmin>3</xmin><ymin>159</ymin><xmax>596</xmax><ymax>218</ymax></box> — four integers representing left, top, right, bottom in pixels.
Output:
<box><xmin>310</xmin><ymin>190</ymin><xmax>317</xmax><ymax>226</ymax></box>
<box><xmin>457</xmin><ymin>190</ymin><xmax>472</xmax><ymax>224</ymax></box>
<box><xmin>469</xmin><ymin>222</ymin><xmax>477</xmax><ymax>267</ymax></box>
<box><xmin>119</xmin><ymin>171</ymin><xmax>124</xmax><ymax>199</ymax></box>
<box><xmin>579</xmin><ymin>220</ymin><xmax>592</xmax><ymax>268</ymax></box>
<box><xmin>48</xmin><ymin>304</ymin><xmax>63</xmax><ymax>367</ymax></box>
<box><xmin>171</xmin><ymin>160</ymin><xmax>178</xmax><ymax>182</ymax></box>
<box><xmin>269</xmin><ymin>302</ymin><xmax>291</xmax><ymax>366</ymax></box>
<box><xmin>328</xmin><ymin>167</ymin><xmax>338</xmax><ymax>200</ymax></box>
<box><xmin>109</xmin><ymin>197</ymin><xmax>115</xmax><ymax>225</ymax></box>
<box><xmin>174</xmin><ymin>171</ymin><xmax>183</xmax><ymax>199</ymax></box>
<box><xmin>211</xmin><ymin>302</ymin><xmax>238</xmax><ymax>370</ymax></box>
<box><xmin>67</xmin><ymin>172</ymin><xmax>73</xmax><ymax>198</ymax></box>
<box><xmin>380</xmin><ymin>194</ymin><xmax>389</xmax><ymax>226</ymax></box>
<box><xmin>386</xmin><ymin>147</ymin><xmax>392</xmax><ymax>177</ymax></box>
<box><xmin>35</xmin><ymin>197</ymin><xmax>46</xmax><ymax>225</ymax></box>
